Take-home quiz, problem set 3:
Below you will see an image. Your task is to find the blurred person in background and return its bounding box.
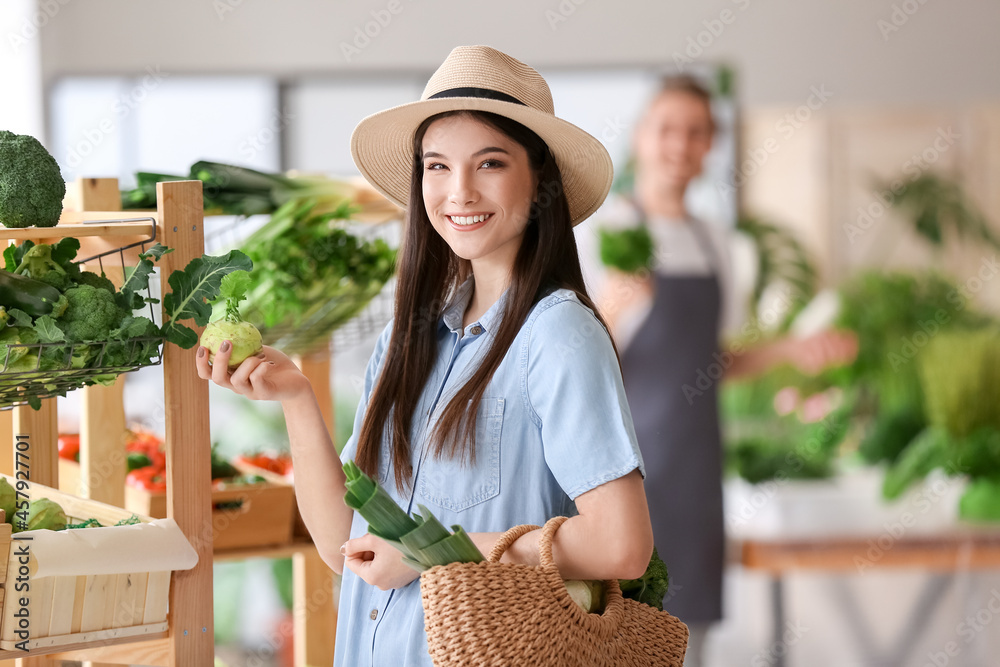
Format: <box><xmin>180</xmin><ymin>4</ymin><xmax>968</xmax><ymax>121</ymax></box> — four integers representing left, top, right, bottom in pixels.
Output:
<box><xmin>595</xmin><ymin>75</ymin><xmax>857</xmax><ymax>666</ymax></box>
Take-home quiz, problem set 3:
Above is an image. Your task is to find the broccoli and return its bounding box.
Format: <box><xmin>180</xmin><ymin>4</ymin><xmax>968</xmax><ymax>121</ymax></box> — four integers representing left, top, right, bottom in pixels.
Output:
<box><xmin>56</xmin><ymin>284</ymin><xmax>124</xmax><ymax>342</ymax></box>
<box><xmin>618</xmin><ymin>547</ymin><xmax>670</xmax><ymax>611</ymax></box>
<box><xmin>76</xmin><ymin>270</ymin><xmax>117</xmax><ymax>295</ymax></box>
<box><xmin>0</xmin><ymin>130</ymin><xmax>66</xmax><ymax>229</ymax></box>
<box><xmin>13</xmin><ymin>243</ymin><xmax>72</xmax><ymax>291</ymax></box>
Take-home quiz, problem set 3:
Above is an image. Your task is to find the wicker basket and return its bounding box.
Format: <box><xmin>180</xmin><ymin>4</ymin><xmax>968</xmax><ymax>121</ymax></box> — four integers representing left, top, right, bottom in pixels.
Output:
<box><xmin>421</xmin><ymin>517</ymin><xmax>689</xmax><ymax>667</ymax></box>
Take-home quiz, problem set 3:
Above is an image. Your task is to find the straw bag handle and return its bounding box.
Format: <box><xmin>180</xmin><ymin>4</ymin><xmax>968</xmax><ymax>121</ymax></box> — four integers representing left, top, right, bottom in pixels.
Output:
<box><xmin>537</xmin><ymin>515</ymin><xmax>571</xmax><ymax>568</ymax></box>
<box><xmin>485</xmin><ymin>516</ymin><xmax>576</xmax><ymax>565</ymax></box>
<box><xmin>487</xmin><ymin>523</ymin><xmax>541</xmax><ymax>563</ymax></box>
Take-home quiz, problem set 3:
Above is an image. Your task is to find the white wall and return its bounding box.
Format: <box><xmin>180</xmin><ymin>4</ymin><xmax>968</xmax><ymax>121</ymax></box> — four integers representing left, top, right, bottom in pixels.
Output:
<box><xmin>37</xmin><ymin>0</ymin><xmax>1000</xmax><ymax>108</ymax></box>
<box><xmin>0</xmin><ymin>0</ymin><xmax>44</xmax><ymax>137</ymax></box>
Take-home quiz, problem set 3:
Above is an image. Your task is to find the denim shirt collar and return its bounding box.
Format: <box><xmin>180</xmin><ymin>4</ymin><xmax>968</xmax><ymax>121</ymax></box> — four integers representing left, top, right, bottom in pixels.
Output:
<box><xmin>440</xmin><ymin>275</ymin><xmax>508</xmax><ymax>336</ymax></box>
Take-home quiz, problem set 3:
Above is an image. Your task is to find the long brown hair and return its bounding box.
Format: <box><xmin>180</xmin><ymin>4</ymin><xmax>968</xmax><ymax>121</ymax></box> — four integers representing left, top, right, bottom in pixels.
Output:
<box><xmin>355</xmin><ymin>110</ymin><xmax>615</xmax><ymax>492</ymax></box>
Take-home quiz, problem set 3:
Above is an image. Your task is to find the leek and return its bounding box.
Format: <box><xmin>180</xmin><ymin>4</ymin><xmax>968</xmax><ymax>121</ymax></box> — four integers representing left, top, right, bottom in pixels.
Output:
<box><xmin>342</xmin><ymin>461</ymin><xmax>483</xmax><ymax>571</ymax></box>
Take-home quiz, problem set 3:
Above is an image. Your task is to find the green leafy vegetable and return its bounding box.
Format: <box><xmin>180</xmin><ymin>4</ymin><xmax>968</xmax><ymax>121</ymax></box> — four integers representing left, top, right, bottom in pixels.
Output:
<box><xmin>598</xmin><ymin>225</ymin><xmax>654</xmax><ymax>274</ymax></box>
<box><xmin>240</xmin><ymin>198</ymin><xmax>396</xmax><ymax>355</ymax></box>
<box><xmin>121</xmin><ymin>160</ymin><xmax>353</xmax><ymax>216</ymax></box>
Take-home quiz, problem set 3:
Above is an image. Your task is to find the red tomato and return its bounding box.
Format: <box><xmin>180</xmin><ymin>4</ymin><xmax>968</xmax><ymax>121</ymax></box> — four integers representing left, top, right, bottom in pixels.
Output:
<box><xmin>58</xmin><ymin>434</ymin><xmax>80</xmax><ymax>461</ymax></box>
<box><xmin>126</xmin><ymin>467</ymin><xmax>167</xmax><ymax>493</ymax></box>
<box><xmin>125</xmin><ymin>428</ymin><xmax>163</xmax><ymax>454</ymax></box>
<box><xmin>236</xmin><ymin>453</ymin><xmax>291</xmax><ymax>476</ymax></box>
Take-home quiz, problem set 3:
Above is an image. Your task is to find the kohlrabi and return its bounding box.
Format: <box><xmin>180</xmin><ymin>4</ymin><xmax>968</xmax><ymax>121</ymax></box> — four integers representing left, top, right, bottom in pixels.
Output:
<box><xmin>200</xmin><ymin>270</ymin><xmax>263</xmax><ymax>368</ymax></box>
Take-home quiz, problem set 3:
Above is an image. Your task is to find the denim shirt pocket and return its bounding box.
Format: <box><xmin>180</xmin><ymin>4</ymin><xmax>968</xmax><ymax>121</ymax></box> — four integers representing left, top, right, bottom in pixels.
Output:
<box><xmin>419</xmin><ymin>397</ymin><xmax>505</xmax><ymax>512</ymax></box>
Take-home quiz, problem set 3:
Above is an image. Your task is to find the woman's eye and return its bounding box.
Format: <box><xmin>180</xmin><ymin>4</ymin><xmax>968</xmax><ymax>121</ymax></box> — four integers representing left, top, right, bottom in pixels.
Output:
<box><xmin>481</xmin><ymin>159</ymin><xmax>503</xmax><ymax>169</ymax></box>
<box><xmin>425</xmin><ymin>162</ymin><xmax>445</xmax><ymax>171</ymax></box>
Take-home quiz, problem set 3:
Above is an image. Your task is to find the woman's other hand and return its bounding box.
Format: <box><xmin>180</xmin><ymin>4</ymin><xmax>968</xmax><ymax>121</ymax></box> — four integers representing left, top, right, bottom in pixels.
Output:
<box><xmin>195</xmin><ymin>342</ymin><xmax>311</xmax><ymax>403</ymax></box>
<box><xmin>342</xmin><ymin>534</ymin><xmax>421</xmax><ymax>591</ymax></box>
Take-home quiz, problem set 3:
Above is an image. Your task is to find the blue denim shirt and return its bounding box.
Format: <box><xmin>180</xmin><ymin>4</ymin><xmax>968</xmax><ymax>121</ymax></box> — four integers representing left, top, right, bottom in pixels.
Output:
<box><xmin>334</xmin><ymin>279</ymin><xmax>645</xmax><ymax>667</ymax></box>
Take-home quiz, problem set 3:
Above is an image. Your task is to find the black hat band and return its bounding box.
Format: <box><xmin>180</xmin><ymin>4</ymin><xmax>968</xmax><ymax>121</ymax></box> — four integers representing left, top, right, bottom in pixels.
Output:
<box><xmin>428</xmin><ymin>87</ymin><xmax>526</xmax><ymax>106</ymax></box>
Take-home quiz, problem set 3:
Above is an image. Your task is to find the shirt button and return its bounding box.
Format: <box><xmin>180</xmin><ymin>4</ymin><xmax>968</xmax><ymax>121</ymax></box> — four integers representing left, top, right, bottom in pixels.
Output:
<box><xmin>470</xmin><ymin>325</ymin><xmax>483</xmax><ymax>335</ymax></box>
<box><xmin>370</xmin><ymin>609</ymin><xmax>378</xmax><ymax>621</ymax></box>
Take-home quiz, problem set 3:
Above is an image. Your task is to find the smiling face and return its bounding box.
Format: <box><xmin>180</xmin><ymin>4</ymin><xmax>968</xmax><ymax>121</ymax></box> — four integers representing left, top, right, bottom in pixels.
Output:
<box><xmin>420</xmin><ymin>114</ymin><xmax>537</xmax><ymax>274</ymax></box>
<box><xmin>633</xmin><ymin>90</ymin><xmax>714</xmax><ymax>191</ymax></box>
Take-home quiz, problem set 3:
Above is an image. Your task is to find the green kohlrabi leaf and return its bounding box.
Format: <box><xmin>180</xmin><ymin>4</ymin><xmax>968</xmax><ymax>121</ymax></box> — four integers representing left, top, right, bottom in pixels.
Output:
<box><xmin>161</xmin><ymin>250</ymin><xmax>253</xmax><ymax>348</ymax></box>
<box><xmin>218</xmin><ymin>270</ymin><xmax>252</xmax><ymax>304</ymax></box>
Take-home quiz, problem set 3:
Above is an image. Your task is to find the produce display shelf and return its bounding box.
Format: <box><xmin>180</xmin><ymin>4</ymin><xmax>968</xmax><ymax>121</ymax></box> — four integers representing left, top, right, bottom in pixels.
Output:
<box><xmin>0</xmin><ymin>177</ymin><xmax>215</xmax><ymax>666</ymax></box>
<box><xmin>0</xmin><ymin>211</ymin><xmax>165</xmax><ymax>411</ymax></box>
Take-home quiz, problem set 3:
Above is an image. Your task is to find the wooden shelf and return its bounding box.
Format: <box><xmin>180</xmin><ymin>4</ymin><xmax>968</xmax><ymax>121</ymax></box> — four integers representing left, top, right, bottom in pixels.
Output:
<box><xmin>0</xmin><ymin>627</ymin><xmax>169</xmax><ymax>661</ymax></box>
<box><xmin>740</xmin><ymin>530</ymin><xmax>1000</xmax><ymax>573</ymax></box>
<box><xmin>0</xmin><ymin>217</ymin><xmax>156</xmax><ymax>240</ymax></box>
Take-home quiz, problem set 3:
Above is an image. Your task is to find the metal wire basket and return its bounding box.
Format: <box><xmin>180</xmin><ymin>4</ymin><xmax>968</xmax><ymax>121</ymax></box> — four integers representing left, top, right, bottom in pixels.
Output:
<box><xmin>0</xmin><ymin>337</ymin><xmax>163</xmax><ymax>410</ymax></box>
<box><xmin>204</xmin><ymin>212</ymin><xmax>400</xmax><ymax>355</ymax></box>
<box><xmin>0</xmin><ymin>218</ymin><xmax>165</xmax><ymax>410</ymax></box>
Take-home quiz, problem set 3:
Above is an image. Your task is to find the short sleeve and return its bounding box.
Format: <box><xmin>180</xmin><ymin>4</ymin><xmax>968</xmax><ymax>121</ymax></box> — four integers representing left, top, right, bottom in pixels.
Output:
<box><xmin>339</xmin><ymin>319</ymin><xmax>393</xmax><ymax>463</ymax></box>
<box><xmin>524</xmin><ymin>296</ymin><xmax>645</xmax><ymax>500</ymax></box>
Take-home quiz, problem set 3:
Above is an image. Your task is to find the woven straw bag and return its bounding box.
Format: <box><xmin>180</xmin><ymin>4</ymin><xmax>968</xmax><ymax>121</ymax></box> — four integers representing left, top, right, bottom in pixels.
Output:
<box><xmin>421</xmin><ymin>516</ymin><xmax>689</xmax><ymax>667</ymax></box>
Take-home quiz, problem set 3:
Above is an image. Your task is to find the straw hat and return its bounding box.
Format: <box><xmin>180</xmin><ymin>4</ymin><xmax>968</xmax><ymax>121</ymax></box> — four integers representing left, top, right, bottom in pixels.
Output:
<box><xmin>350</xmin><ymin>45</ymin><xmax>613</xmax><ymax>226</ymax></box>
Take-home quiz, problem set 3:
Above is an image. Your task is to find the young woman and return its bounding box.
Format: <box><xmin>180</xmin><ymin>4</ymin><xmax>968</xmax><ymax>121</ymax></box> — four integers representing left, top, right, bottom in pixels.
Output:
<box><xmin>197</xmin><ymin>45</ymin><xmax>654</xmax><ymax>666</ymax></box>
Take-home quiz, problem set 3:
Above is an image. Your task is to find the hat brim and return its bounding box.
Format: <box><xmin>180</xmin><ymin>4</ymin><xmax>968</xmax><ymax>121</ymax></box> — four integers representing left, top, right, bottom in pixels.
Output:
<box><xmin>350</xmin><ymin>97</ymin><xmax>613</xmax><ymax>227</ymax></box>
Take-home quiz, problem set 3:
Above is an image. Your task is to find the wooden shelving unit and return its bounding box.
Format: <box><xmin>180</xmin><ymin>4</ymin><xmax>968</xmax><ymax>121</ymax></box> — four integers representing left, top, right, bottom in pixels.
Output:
<box><xmin>0</xmin><ymin>177</ymin><xmax>339</xmax><ymax>666</ymax></box>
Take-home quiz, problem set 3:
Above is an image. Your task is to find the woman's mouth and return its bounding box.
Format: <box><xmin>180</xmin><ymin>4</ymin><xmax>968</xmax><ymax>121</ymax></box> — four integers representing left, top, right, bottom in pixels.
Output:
<box><xmin>446</xmin><ymin>213</ymin><xmax>493</xmax><ymax>230</ymax></box>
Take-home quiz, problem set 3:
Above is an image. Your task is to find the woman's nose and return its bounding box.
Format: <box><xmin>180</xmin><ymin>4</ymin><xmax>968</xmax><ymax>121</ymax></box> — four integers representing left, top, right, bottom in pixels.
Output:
<box><xmin>448</xmin><ymin>169</ymin><xmax>478</xmax><ymax>205</ymax></box>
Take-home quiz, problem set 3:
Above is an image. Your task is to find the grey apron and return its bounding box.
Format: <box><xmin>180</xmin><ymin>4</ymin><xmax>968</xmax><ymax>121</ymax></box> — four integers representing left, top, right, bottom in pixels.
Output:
<box><xmin>620</xmin><ymin>217</ymin><xmax>724</xmax><ymax>624</ymax></box>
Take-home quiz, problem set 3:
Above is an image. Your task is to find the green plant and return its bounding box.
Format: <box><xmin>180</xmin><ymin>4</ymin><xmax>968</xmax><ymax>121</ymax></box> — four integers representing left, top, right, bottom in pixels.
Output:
<box><xmin>879</xmin><ymin>172</ymin><xmax>1000</xmax><ymax>251</ymax></box>
<box><xmin>736</xmin><ymin>215</ymin><xmax>818</xmax><ymax>331</ymax></box>
<box><xmin>919</xmin><ymin>328</ymin><xmax>1000</xmax><ymax>438</ymax></box>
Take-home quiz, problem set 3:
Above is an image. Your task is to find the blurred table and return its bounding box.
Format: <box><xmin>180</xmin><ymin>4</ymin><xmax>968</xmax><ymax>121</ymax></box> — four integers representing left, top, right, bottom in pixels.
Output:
<box><xmin>739</xmin><ymin>531</ymin><xmax>1000</xmax><ymax>666</ymax></box>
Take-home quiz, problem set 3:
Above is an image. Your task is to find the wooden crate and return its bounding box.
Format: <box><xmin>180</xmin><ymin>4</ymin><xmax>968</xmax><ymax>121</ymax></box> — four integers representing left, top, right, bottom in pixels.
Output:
<box><xmin>232</xmin><ymin>460</ymin><xmax>311</xmax><ymax>541</ymax></box>
<box><xmin>59</xmin><ymin>458</ymin><xmax>296</xmax><ymax>551</ymax></box>
<box><xmin>0</xmin><ymin>474</ymin><xmax>188</xmax><ymax>655</ymax></box>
